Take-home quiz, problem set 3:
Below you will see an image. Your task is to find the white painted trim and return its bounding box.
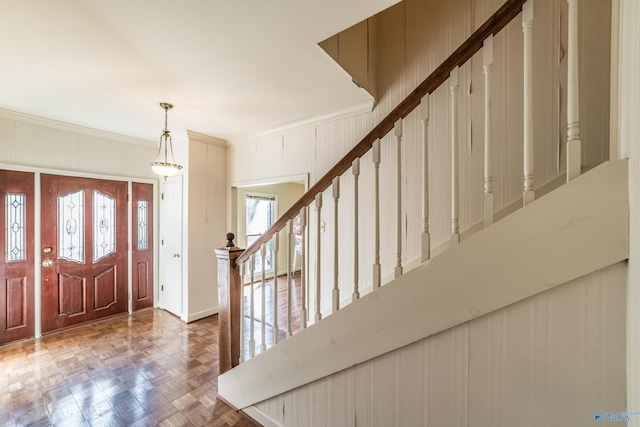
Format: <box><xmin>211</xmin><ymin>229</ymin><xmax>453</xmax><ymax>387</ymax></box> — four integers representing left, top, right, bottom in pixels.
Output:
<box><xmin>219</xmin><ymin>160</ymin><xmax>629</xmax><ymax>409</ymax></box>
<box><xmin>242</xmin><ymin>406</ymin><xmax>283</xmax><ymax>427</ymax></box>
<box><xmin>609</xmin><ymin>0</ymin><xmax>622</xmax><ymax>160</ymax></box>
<box><xmin>127</xmin><ymin>181</ymin><xmax>133</xmax><ymax>314</ymax></box>
<box><xmin>231</xmin><ymin>173</ymin><xmax>309</xmax><ymax>189</ymax></box>
<box><xmin>0</xmin><ymin>162</ymin><xmax>158</xmax><ymax>185</ymax></box>
<box><xmin>185</xmin><ymin>307</ymin><xmax>219</xmax><ymax>323</ymax></box>
<box><xmin>33</xmin><ymin>173</ymin><xmax>42</xmax><ymax>339</ymax></box>
<box><xmin>228</xmin><ymin>99</ymin><xmax>375</xmax><ymax>146</ymax></box>
<box><xmin>0</xmin><ymin>108</ymin><xmax>156</xmax><ymax>148</ymax></box>
<box><xmin>186</xmin><ymin>130</ymin><xmax>228</xmax><ymax>148</ymax></box>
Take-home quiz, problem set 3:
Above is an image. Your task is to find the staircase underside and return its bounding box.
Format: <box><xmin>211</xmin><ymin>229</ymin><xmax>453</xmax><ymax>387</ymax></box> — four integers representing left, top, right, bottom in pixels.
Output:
<box><xmin>219</xmin><ymin>159</ymin><xmax>629</xmax><ymax>410</ymax></box>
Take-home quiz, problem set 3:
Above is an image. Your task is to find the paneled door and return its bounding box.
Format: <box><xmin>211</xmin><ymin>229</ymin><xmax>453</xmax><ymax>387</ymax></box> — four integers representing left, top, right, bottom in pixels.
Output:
<box><xmin>159</xmin><ymin>178</ymin><xmax>182</xmax><ymax>317</ymax></box>
<box><xmin>41</xmin><ymin>174</ymin><xmax>128</xmax><ymax>333</ymax></box>
<box><xmin>132</xmin><ymin>182</ymin><xmax>154</xmax><ymax>311</ymax></box>
<box><xmin>0</xmin><ymin>170</ymin><xmax>35</xmax><ymax>344</ymax></box>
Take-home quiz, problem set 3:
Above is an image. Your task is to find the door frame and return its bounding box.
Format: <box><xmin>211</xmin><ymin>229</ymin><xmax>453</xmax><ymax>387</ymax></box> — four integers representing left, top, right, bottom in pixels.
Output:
<box><xmin>0</xmin><ymin>162</ymin><xmax>159</xmax><ymax>339</ymax></box>
<box><xmin>229</xmin><ymin>173</ymin><xmax>309</xmax><ymax>242</ymax></box>
<box><xmin>229</xmin><ymin>173</ymin><xmax>308</xmax><ymax>281</ymax></box>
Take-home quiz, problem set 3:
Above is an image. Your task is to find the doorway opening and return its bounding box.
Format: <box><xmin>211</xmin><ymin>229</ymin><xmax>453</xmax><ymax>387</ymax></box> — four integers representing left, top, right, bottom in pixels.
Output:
<box><xmin>245</xmin><ymin>193</ymin><xmax>276</xmax><ymax>274</ymax></box>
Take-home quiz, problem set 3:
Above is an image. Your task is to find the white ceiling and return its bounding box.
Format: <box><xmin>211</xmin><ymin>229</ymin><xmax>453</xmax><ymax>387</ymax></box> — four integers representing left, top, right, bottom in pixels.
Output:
<box><xmin>0</xmin><ymin>0</ymin><xmax>398</xmax><ymax>143</ymax></box>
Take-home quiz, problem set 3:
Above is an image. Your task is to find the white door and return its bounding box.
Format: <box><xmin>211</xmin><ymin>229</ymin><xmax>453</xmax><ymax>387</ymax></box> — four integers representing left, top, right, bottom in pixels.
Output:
<box><xmin>160</xmin><ymin>177</ymin><xmax>183</xmax><ymax>317</ymax></box>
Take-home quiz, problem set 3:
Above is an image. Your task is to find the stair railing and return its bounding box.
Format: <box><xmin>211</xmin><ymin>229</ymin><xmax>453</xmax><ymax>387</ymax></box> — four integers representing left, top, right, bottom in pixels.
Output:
<box><xmin>233</xmin><ymin>0</ymin><xmax>583</xmax><ymax>363</ymax></box>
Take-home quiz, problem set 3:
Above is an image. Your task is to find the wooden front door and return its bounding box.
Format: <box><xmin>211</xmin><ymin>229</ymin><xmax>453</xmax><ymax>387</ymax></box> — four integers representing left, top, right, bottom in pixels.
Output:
<box><xmin>132</xmin><ymin>182</ymin><xmax>154</xmax><ymax>311</ymax></box>
<box><xmin>40</xmin><ymin>174</ymin><xmax>128</xmax><ymax>333</ymax></box>
<box><xmin>0</xmin><ymin>170</ymin><xmax>35</xmax><ymax>344</ymax></box>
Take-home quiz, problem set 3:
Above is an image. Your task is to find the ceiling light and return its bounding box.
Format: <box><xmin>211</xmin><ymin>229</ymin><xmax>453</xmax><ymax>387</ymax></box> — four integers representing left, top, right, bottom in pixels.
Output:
<box><xmin>150</xmin><ymin>102</ymin><xmax>182</xmax><ymax>180</ymax></box>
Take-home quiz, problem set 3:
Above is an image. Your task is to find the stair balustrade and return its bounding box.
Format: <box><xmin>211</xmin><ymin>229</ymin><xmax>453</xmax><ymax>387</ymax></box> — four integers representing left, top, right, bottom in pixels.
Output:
<box><xmin>228</xmin><ymin>0</ymin><xmax>584</xmax><ymax>365</ymax></box>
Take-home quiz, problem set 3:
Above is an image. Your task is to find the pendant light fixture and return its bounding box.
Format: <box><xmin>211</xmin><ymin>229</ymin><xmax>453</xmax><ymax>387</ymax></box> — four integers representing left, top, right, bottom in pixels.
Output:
<box><xmin>150</xmin><ymin>102</ymin><xmax>183</xmax><ymax>179</ymax></box>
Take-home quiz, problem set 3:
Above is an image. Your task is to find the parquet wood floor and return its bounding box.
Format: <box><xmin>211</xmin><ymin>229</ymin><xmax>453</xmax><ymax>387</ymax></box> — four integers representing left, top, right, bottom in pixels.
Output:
<box><xmin>0</xmin><ymin>309</ymin><xmax>260</xmax><ymax>427</ymax></box>
<box><xmin>243</xmin><ymin>271</ymin><xmax>303</xmax><ymax>358</ymax></box>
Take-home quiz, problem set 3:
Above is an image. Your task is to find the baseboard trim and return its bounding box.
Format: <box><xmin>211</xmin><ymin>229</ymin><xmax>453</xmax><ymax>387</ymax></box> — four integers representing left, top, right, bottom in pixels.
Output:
<box><xmin>185</xmin><ymin>307</ymin><xmax>219</xmax><ymax>323</ymax></box>
<box><xmin>242</xmin><ymin>406</ymin><xmax>284</xmax><ymax>427</ymax></box>
<box><xmin>217</xmin><ymin>396</ymin><xmax>281</xmax><ymax>427</ymax></box>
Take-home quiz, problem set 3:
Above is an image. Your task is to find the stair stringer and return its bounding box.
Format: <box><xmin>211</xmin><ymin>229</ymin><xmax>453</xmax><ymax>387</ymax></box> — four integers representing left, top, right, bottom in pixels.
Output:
<box><xmin>219</xmin><ymin>159</ymin><xmax>629</xmax><ymax>410</ymax></box>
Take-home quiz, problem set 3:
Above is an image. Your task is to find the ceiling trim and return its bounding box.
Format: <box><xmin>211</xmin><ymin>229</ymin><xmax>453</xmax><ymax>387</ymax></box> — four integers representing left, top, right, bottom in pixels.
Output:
<box><xmin>0</xmin><ymin>108</ymin><xmax>156</xmax><ymax>148</ymax></box>
<box><xmin>229</xmin><ymin>98</ymin><xmax>375</xmax><ymax>146</ymax></box>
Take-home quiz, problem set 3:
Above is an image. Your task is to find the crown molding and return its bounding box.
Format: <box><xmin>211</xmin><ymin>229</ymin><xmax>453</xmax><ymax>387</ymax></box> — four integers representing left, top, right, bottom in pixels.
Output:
<box><xmin>186</xmin><ymin>130</ymin><xmax>228</xmax><ymax>148</ymax></box>
<box><xmin>0</xmin><ymin>108</ymin><xmax>156</xmax><ymax>148</ymax></box>
<box><xmin>229</xmin><ymin>98</ymin><xmax>375</xmax><ymax>146</ymax></box>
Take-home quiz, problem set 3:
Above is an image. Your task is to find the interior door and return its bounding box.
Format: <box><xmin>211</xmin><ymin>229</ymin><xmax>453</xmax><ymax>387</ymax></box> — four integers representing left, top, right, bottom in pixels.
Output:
<box><xmin>160</xmin><ymin>178</ymin><xmax>182</xmax><ymax>317</ymax></box>
<box><xmin>0</xmin><ymin>170</ymin><xmax>35</xmax><ymax>344</ymax></box>
<box><xmin>40</xmin><ymin>174</ymin><xmax>128</xmax><ymax>333</ymax></box>
<box><xmin>132</xmin><ymin>182</ymin><xmax>154</xmax><ymax>311</ymax></box>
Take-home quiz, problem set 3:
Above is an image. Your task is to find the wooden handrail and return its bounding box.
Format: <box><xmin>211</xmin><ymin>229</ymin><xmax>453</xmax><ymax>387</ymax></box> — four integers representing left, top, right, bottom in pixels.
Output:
<box><xmin>236</xmin><ymin>0</ymin><xmax>527</xmax><ymax>266</ymax></box>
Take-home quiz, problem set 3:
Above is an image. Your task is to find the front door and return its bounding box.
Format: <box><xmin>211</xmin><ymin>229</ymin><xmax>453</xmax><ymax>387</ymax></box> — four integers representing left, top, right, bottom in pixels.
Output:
<box><xmin>132</xmin><ymin>182</ymin><xmax>154</xmax><ymax>311</ymax></box>
<box><xmin>0</xmin><ymin>170</ymin><xmax>35</xmax><ymax>344</ymax></box>
<box><xmin>40</xmin><ymin>174</ymin><xmax>128</xmax><ymax>333</ymax></box>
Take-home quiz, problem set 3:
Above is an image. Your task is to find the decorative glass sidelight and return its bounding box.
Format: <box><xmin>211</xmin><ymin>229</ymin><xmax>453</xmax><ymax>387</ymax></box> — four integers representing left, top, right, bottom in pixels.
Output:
<box><xmin>5</xmin><ymin>194</ymin><xmax>26</xmax><ymax>262</ymax></box>
<box><xmin>93</xmin><ymin>190</ymin><xmax>115</xmax><ymax>262</ymax></box>
<box><xmin>58</xmin><ymin>190</ymin><xmax>85</xmax><ymax>263</ymax></box>
<box><xmin>137</xmin><ymin>200</ymin><xmax>148</xmax><ymax>251</ymax></box>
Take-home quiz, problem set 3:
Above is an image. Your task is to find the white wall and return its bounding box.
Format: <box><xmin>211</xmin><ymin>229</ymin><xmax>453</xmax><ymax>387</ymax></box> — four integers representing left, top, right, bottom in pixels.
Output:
<box><xmin>616</xmin><ymin>0</ymin><xmax>640</xmax><ymax>423</ymax></box>
<box><xmin>0</xmin><ymin>110</ymin><xmax>158</xmax><ymax>179</ymax></box>
<box><xmin>253</xmin><ymin>262</ymin><xmax>627</xmax><ymax>427</ymax></box>
<box><xmin>185</xmin><ymin>131</ymin><xmax>228</xmax><ymax>322</ymax></box>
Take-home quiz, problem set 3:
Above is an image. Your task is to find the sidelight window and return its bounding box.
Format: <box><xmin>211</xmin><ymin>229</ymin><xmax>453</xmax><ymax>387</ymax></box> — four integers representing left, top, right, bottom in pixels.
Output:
<box><xmin>137</xmin><ymin>200</ymin><xmax>148</xmax><ymax>250</ymax></box>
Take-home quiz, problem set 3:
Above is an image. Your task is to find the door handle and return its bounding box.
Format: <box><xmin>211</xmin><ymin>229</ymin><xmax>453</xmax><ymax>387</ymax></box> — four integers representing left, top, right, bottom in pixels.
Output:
<box><xmin>42</xmin><ymin>259</ymin><xmax>54</xmax><ymax>268</ymax></box>
<box><xmin>173</xmin><ymin>253</ymin><xmax>180</xmax><ymax>258</ymax></box>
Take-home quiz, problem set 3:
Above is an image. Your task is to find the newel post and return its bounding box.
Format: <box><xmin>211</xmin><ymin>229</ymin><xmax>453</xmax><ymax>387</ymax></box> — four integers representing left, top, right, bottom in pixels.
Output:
<box><xmin>214</xmin><ymin>232</ymin><xmax>244</xmax><ymax>374</ymax></box>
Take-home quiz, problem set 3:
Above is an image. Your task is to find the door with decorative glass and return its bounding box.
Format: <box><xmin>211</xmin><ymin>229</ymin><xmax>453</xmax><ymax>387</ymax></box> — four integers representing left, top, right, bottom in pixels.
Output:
<box><xmin>40</xmin><ymin>174</ymin><xmax>128</xmax><ymax>333</ymax></box>
<box><xmin>132</xmin><ymin>182</ymin><xmax>154</xmax><ymax>311</ymax></box>
<box><xmin>0</xmin><ymin>170</ymin><xmax>35</xmax><ymax>344</ymax></box>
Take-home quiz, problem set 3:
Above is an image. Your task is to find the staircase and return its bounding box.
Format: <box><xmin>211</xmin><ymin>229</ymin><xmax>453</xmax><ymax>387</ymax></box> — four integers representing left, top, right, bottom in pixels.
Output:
<box><xmin>219</xmin><ymin>0</ymin><xmax>626</xmax><ymax>425</ymax></box>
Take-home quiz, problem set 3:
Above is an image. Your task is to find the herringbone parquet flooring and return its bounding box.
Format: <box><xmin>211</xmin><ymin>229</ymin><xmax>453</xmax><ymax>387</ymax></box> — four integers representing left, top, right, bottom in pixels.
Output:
<box><xmin>0</xmin><ymin>309</ymin><xmax>260</xmax><ymax>427</ymax></box>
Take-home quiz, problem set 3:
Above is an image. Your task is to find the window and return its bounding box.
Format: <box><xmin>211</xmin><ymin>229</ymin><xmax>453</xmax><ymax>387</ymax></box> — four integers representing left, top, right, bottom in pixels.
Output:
<box><xmin>245</xmin><ymin>193</ymin><xmax>276</xmax><ymax>273</ymax></box>
<box><xmin>5</xmin><ymin>194</ymin><xmax>25</xmax><ymax>262</ymax></box>
<box><xmin>58</xmin><ymin>190</ymin><xmax>84</xmax><ymax>263</ymax></box>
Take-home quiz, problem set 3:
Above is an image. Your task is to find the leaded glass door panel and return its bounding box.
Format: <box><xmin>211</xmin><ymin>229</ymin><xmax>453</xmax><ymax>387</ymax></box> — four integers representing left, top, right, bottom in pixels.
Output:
<box><xmin>41</xmin><ymin>174</ymin><xmax>127</xmax><ymax>333</ymax></box>
<box><xmin>0</xmin><ymin>170</ymin><xmax>35</xmax><ymax>344</ymax></box>
<box><xmin>132</xmin><ymin>182</ymin><xmax>154</xmax><ymax>311</ymax></box>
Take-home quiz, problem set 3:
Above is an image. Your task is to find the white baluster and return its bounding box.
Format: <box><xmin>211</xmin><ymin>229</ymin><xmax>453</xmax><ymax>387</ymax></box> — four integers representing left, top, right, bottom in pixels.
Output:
<box><xmin>566</xmin><ymin>0</ymin><xmax>581</xmax><ymax>182</ymax></box>
<box><xmin>300</xmin><ymin>207</ymin><xmax>307</xmax><ymax>329</ymax></box>
<box><xmin>332</xmin><ymin>177</ymin><xmax>340</xmax><ymax>312</ymax></box>
<box><xmin>420</xmin><ymin>95</ymin><xmax>431</xmax><ymax>262</ymax></box>
<box><xmin>483</xmin><ymin>35</ymin><xmax>495</xmax><ymax>226</ymax></box>
<box><xmin>315</xmin><ymin>193</ymin><xmax>323</xmax><ymax>321</ymax></box>
<box><xmin>522</xmin><ymin>0</ymin><xmax>535</xmax><ymax>205</ymax></box>
<box><xmin>395</xmin><ymin>119</ymin><xmax>403</xmax><ymax>277</ymax></box>
<box><xmin>272</xmin><ymin>233</ymin><xmax>279</xmax><ymax>344</ymax></box>
<box><xmin>450</xmin><ymin>66</ymin><xmax>461</xmax><ymax>244</ymax></box>
<box><xmin>287</xmin><ymin>219</ymin><xmax>293</xmax><ymax>337</ymax></box>
<box><xmin>239</xmin><ymin>261</ymin><xmax>245</xmax><ymax>364</ymax></box>
<box><xmin>352</xmin><ymin>159</ymin><xmax>360</xmax><ymax>301</ymax></box>
<box><xmin>372</xmin><ymin>139</ymin><xmax>381</xmax><ymax>288</ymax></box>
<box><xmin>249</xmin><ymin>254</ymin><xmax>255</xmax><ymax>358</ymax></box>
<box><xmin>260</xmin><ymin>243</ymin><xmax>267</xmax><ymax>352</ymax></box>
